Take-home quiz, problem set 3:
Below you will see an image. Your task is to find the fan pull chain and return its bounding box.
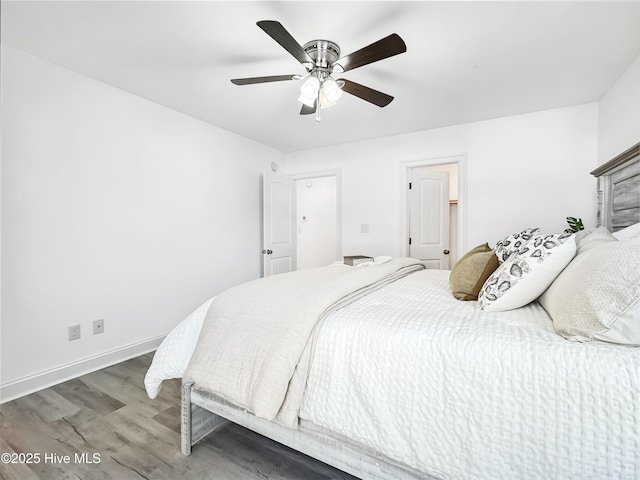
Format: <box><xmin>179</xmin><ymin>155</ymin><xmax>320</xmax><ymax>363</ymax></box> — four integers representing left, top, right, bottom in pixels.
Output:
<box><xmin>315</xmin><ymin>90</ymin><xmax>322</xmax><ymax>122</ymax></box>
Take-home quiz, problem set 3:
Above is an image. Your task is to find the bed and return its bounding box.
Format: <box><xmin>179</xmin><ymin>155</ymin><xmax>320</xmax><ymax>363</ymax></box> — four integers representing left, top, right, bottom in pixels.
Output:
<box><xmin>145</xmin><ymin>144</ymin><xmax>639</xmax><ymax>480</ymax></box>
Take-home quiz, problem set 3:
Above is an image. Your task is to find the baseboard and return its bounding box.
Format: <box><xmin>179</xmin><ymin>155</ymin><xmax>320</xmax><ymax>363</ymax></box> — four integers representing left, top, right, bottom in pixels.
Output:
<box><xmin>0</xmin><ymin>334</ymin><xmax>166</xmax><ymax>403</ymax></box>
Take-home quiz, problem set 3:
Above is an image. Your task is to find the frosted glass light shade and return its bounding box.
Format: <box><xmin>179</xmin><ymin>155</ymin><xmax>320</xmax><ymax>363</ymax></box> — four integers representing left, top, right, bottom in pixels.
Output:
<box><xmin>300</xmin><ymin>76</ymin><xmax>319</xmax><ymax>96</ymax></box>
<box><xmin>323</xmin><ymin>78</ymin><xmax>343</xmax><ymax>102</ymax></box>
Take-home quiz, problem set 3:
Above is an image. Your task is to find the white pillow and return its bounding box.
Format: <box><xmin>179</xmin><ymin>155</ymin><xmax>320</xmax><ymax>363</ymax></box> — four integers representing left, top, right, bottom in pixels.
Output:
<box><xmin>539</xmin><ymin>230</ymin><xmax>640</xmax><ymax>345</ymax></box>
<box><xmin>493</xmin><ymin>227</ymin><xmax>540</xmax><ymax>263</ymax></box>
<box><xmin>478</xmin><ymin>232</ymin><xmax>576</xmax><ymax>312</ymax></box>
<box><xmin>613</xmin><ymin>222</ymin><xmax>640</xmax><ymax>241</ymax></box>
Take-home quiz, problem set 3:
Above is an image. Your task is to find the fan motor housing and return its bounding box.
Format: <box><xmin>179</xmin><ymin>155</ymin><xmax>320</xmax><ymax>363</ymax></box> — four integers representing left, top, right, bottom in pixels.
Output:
<box><xmin>303</xmin><ymin>40</ymin><xmax>341</xmax><ymax>69</ymax></box>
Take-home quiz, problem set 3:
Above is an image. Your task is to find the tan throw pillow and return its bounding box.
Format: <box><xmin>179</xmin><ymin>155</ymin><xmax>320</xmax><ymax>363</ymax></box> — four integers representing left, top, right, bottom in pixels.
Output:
<box><xmin>450</xmin><ymin>243</ymin><xmax>499</xmax><ymax>301</ymax></box>
<box><xmin>539</xmin><ymin>230</ymin><xmax>640</xmax><ymax>345</ymax></box>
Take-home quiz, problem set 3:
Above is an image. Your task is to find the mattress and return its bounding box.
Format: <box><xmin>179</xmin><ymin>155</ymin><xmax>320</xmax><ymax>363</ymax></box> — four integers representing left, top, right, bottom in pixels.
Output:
<box><xmin>299</xmin><ymin>269</ymin><xmax>640</xmax><ymax>479</ymax></box>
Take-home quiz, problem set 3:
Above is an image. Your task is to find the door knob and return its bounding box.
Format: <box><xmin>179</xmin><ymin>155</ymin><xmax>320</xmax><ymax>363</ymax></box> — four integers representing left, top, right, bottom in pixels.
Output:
<box><xmin>267</xmin><ymin>249</ymin><xmax>273</xmax><ymax>254</ymax></box>
<box><xmin>443</xmin><ymin>249</ymin><xmax>450</xmax><ymax>254</ymax></box>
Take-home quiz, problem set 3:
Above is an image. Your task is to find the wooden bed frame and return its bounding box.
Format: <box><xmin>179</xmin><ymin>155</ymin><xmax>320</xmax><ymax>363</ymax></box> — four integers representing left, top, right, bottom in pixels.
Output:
<box><xmin>591</xmin><ymin>141</ymin><xmax>639</xmax><ymax>231</ymax></box>
<box><xmin>181</xmin><ymin>142</ymin><xmax>639</xmax><ymax>480</ymax></box>
<box><xmin>181</xmin><ymin>383</ymin><xmax>435</xmax><ymax>480</ymax></box>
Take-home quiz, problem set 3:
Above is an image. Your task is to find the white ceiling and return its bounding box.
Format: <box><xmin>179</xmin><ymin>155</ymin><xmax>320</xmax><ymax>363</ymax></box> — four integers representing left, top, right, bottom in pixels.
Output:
<box><xmin>2</xmin><ymin>1</ymin><xmax>639</xmax><ymax>152</ymax></box>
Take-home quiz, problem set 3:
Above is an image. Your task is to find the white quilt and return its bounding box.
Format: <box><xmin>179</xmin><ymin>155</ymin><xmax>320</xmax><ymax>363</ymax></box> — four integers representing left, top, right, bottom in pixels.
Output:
<box><xmin>299</xmin><ymin>269</ymin><xmax>640</xmax><ymax>479</ymax></box>
<box><xmin>145</xmin><ymin>268</ymin><xmax>640</xmax><ymax>479</ymax></box>
<box><xmin>184</xmin><ymin>258</ymin><xmax>424</xmax><ymax>427</ymax></box>
<box><xmin>145</xmin><ymin>297</ymin><xmax>213</xmax><ymax>399</ymax></box>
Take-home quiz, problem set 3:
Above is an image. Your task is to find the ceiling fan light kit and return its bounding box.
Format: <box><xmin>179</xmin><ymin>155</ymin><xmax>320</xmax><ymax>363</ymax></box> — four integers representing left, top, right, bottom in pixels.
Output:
<box><xmin>298</xmin><ymin>76</ymin><xmax>320</xmax><ymax>107</ymax></box>
<box><xmin>323</xmin><ymin>78</ymin><xmax>343</xmax><ymax>103</ymax></box>
<box><xmin>231</xmin><ymin>20</ymin><xmax>406</xmax><ymax>122</ymax></box>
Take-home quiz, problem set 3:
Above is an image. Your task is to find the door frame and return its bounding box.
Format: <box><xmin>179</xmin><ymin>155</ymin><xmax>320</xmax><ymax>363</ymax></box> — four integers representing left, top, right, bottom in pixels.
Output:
<box><xmin>290</xmin><ymin>169</ymin><xmax>343</xmax><ymax>264</ymax></box>
<box><xmin>400</xmin><ymin>155</ymin><xmax>467</xmax><ymax>260</ymax></box>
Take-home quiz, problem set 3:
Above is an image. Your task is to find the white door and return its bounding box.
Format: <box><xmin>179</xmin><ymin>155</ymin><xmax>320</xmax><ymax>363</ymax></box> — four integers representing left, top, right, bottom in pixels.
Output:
<box><xmin>263</xmin><ymin>171</ymin><xmax>296</xmax><ymax>276</ymax></box>
<box><xmin>409</xmin><ymin>169</ymin><xmax>450</xmax><ymax>269</ymax></box>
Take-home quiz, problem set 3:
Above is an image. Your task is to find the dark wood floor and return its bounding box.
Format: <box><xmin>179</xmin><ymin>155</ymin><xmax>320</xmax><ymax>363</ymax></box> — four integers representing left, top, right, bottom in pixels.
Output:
<box><xmin>0</xmin><ymin>353</ymin><xmax>358</xmax><ymax>480</ymax></box>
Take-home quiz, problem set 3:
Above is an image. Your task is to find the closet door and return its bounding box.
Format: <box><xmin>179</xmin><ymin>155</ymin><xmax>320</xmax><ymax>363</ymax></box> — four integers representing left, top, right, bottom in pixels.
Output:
<box><xmin>408</xmin><ymin>169</ymin><xmax>450</xmax><ymax>269</ymax></box>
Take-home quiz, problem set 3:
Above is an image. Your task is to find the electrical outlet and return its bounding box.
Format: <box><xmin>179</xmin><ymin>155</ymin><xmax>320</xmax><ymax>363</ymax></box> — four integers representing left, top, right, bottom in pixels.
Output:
<box><xmin>68</xmin><ymin>324</ymin><xmax>81</xmax><ymax>341</ymax></box>
<box><xmin>93</xmin><ymin>319</ymin><xmax>104</xmax><ymax>335</ymax></box>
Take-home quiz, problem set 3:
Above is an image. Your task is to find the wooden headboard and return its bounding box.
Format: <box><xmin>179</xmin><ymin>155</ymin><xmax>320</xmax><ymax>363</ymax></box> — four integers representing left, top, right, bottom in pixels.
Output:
<box><xmin>591</xmin><ymin>142</ymin><xmax>640</xmax><ymax>232</ymax></box>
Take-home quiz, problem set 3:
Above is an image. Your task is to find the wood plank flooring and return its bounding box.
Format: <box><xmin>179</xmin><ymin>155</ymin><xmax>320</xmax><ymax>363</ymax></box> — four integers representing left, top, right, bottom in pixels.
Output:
<box><xmin>0</xmin><ymin>353</ymin><xmax>358</xmax><ymax>480</ymax></box>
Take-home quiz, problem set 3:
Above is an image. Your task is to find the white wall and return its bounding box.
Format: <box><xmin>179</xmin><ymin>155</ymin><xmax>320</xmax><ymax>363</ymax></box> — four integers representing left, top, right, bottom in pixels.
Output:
<box><xmin>597</xmin><ymin>54</ymin><xmax>640</xmax><ymax>165</ymax></box>
<box><xmin>285</xmin><ymin>103</ymin><xmax>599</xmax><ymax>255</ymax></box>
<box><xmin>1</xmin><ymin>47</ymin><xmax>282</xmax><ymax>400</ymax></box>
<box><xmin>296</xmin><ymin>176</ymin><xmax>337</xmax><ymax>269</ymax></box>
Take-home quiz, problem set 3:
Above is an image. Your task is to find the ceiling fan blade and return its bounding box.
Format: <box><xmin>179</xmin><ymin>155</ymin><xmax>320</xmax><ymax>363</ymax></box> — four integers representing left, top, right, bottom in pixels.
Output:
<box><xmin>257</xmin><ymin>20</ymin><xmax>313</xmax><ymax>66</ymax></box>
<box><xmin>334</xmin><ymin>33</ymin><xmax>406</xmax><ymax>73</ymax></box>
<box><xmin>231</xmin><ymin>75</ymin><xmax>297</xmax><ymax>85</ymax></box>
<box><xmin>300</xmin><ymin>101</ymin><xmax>317</xmax><ymax>115</ymax></box>
<box><xmin>338</xmin><ymin>79</ymin><xmax>394</xmax><ymax>107</ymax></box>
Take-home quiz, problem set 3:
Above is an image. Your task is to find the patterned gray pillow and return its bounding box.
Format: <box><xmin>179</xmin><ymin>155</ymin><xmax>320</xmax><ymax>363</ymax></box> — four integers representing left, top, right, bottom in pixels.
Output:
<box><xmin>479</xmin><ymin>232</ymin><xmax>576</xmax><ymax>312</ymax></box>
<box><xmin>493</xmin><ymin>227</ymin><xmax>540</xmax><ymax>263</ymax></box>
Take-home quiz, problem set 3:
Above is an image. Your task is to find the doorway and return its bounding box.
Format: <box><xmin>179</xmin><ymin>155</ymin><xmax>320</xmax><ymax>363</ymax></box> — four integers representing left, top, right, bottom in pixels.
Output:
<box><xmin>293</xmin><ymin>171</ymin><xmax>342</xmax><ymax>269</ymax></box>
<box><xmin>402</xmin><ymin>156</ymin><xmax>466</xmax><ymax>269</ymax></box>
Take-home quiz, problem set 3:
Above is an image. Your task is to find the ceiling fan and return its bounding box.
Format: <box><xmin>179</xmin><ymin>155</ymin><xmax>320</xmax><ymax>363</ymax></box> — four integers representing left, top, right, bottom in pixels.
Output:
<box><xmin>231</xmin><ymin>20</ymin><xmax>407</xmax><ymax>121</ymax></box>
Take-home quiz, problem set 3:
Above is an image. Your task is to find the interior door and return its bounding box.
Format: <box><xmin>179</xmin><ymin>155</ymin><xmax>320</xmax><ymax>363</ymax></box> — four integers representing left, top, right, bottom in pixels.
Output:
<box><xmin>408</xmin><ymin>169</ymin><xmax>450</xmax><ymax>269</ymax></box>
<box><xmin>263</xmin><ymin>171</ymin><xmax>296</xmax><ymax>276</ymax></box>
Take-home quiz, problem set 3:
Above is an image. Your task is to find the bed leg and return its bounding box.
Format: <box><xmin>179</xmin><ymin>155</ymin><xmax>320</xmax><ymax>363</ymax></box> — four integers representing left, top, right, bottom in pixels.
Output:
<box><xmin>181</xmin><ymin>382</ymin><xmax>194</xmax><ymax>456</ymax></box>
<box><xmin>181</xmin><ymin>382</ymin><xmax>229</xmax><ymax>456</ymax></box>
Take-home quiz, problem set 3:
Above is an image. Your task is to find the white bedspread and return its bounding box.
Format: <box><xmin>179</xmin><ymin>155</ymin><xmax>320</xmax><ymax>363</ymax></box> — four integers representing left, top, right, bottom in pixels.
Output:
<box><xmin>183</xmin><ymin>257</ymin><xmax>424</xmax><ymax>427</ymax></box>
<box><xmin>299</xmin><ymin>269</ymin><xmax>640</xmax><ymax>479</ymax></box>
<box><xmin>145</xmin><ymin>297</ymin><xmax>214</xmax><ymax>399</ymax></box>
<box><xmin>145</xmin><ymin>267</ymin><xmax>639</xmax><ymax>479</ymax></box>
